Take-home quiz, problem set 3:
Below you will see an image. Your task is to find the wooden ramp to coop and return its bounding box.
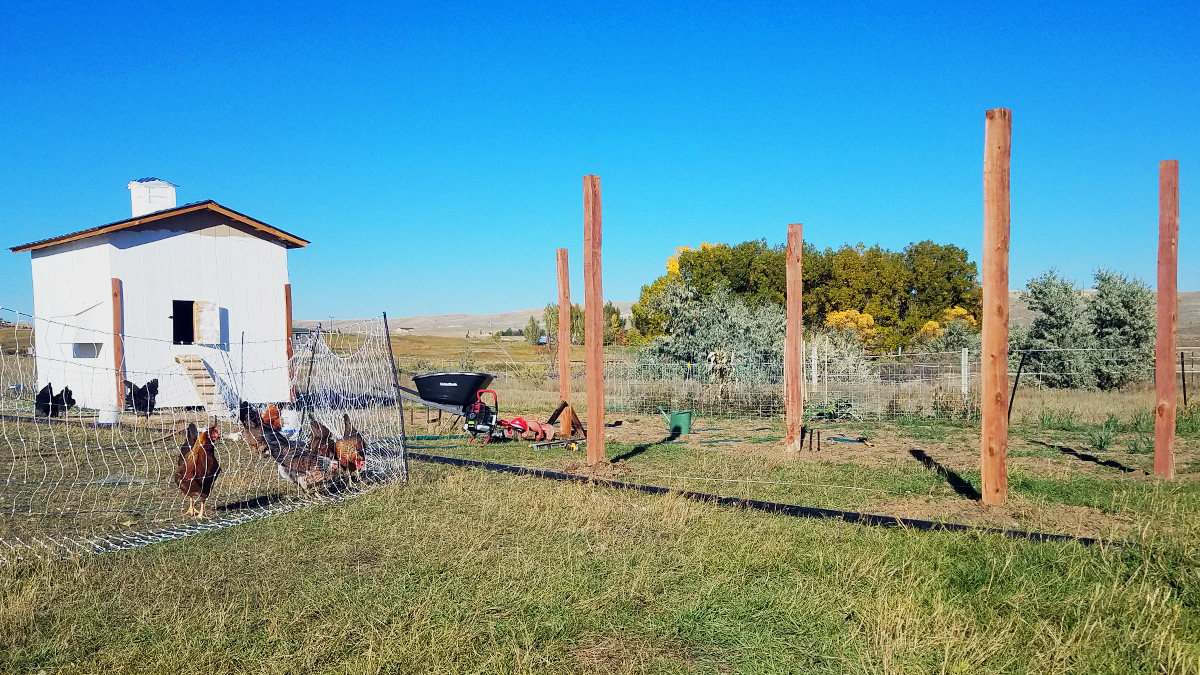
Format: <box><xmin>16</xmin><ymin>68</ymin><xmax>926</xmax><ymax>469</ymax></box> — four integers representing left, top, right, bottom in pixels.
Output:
<box><xmin>174</xmin><ymin>354</ymin><xmax>232</xmax><ymax>418</ymax></box>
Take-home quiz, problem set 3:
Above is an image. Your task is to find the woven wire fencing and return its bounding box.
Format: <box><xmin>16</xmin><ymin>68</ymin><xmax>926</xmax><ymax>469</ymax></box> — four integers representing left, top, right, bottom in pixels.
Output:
<box><xmin>605</xmin><ymin>349</ymin><xmax>980</xmax><ymax>420</ymax></box>
<box><xmin>0</xmin><ymin>309</ymin><xmax>407</xmax><ymax>564</ymax></box>
<box><xmin>388</xmin><ymin>344</ymin><xmax>1175</xmax><ymax>427</ymax></box>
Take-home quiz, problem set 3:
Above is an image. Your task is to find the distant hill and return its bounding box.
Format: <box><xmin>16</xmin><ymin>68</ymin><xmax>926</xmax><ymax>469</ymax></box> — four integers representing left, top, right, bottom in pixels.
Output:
<box><xmin>298</xmin><ymin>302</ymin><xmax>636</xmax><ymax>337</ymax></box>
<box><xmin>301</xmin><ymin>292</ymin><xmax>1200</xmax><ymax>344</ymax></box>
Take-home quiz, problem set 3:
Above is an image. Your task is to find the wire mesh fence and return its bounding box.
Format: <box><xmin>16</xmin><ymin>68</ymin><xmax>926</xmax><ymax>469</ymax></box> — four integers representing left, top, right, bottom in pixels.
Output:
<box><xmin>0</xmin><ymin>309</ymin><xmax>407</xmax><ymax>564</ymax></box>
<box><xmin>387</xmin><ymin>343</ymin><xmax>1185</xmax><ymax>426</ymax></box>
<box><xmin>605</xmin><ymin>349</ymin><xmax>980</xmax><ymax>420</ymax></box>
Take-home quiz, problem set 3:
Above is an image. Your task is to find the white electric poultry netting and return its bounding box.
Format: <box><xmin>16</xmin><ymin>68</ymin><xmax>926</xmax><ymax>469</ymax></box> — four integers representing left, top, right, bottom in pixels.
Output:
<box><xmin>0</xmin><ymin>308</ymin><xmax>407</xmax><ymax>564</ymax></box>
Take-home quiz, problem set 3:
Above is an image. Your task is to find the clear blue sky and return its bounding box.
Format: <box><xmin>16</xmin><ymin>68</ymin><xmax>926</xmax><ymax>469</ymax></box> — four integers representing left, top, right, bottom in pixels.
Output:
<box><xmin>1</xmin><ymin>1</ymin><xmax>1195</xmax><ymax>321</ymax></box>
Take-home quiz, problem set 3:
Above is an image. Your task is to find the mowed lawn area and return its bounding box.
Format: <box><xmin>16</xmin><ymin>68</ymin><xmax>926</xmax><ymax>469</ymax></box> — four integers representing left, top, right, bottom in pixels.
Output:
<box><xmin>2</xmin><ymin>418</ymin><xmax>1200</xmax><ymax>674</ymax></box>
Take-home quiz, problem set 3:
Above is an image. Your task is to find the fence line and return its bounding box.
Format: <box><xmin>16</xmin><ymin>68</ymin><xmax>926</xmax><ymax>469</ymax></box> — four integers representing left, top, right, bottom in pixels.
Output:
<box><xmin>1</xmin><ymin>309</ymin><xmax>408</xmax><ymax>564</ymax></box>
<box><xmin>388</xmin><ymin>345</ymin><xmax>1170</xmax><ymax>422</ymax></box>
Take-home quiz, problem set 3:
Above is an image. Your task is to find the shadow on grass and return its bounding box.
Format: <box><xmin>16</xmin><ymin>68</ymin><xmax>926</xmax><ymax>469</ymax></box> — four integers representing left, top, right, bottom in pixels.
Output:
<box><xmin>909</xmin><ymin>449</ymin><xmax>982</xmax><ymax>501</ymax></box>
<box><xmin>610</xmin><ymin>431</ymin><xmax>681</xmax><ymax>463</ymax></box>
<box><xmin>218</xmin><ymin>493</ymin><xmax>287</xmax><ymax>511</ymax></box>
<box><xmin>1030</xmin><ymin>440</ymin><xmax>1141</xmax><ymax>474</ymax></box>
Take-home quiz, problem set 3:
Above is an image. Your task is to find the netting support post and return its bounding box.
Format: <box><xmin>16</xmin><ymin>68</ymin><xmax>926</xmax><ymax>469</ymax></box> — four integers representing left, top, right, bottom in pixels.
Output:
<box><xmin>111</xmin><ymin>278</ymin><xmax>125</xmax><ymax>411</ymax></box>
<box><xmin>980</xmin><ymin>108</ymin><xmax>1011</xmax><ymax>506</ymax></box>
<box><xmin>785</xmin><ymin>223</ymin><xmax>804</xmax><ymax>453</ymax></box>
<box><xmin>1156</xmin><ymin>160</ymin><xmax>1179</xmax><ymax>478</ymax></box>
<box><xmin>556</xmin><ymin>248</ymin><xmax>573</xmax><ymax>438</ymax></box>
<box><xmin>961</xmin><ymin>347</ymin><xmax>970</xmax><ymax>399</ymax></box>
<box><xmin>811</xmin><ymin>345</ymin><xmax>818</xmax><ymax>389</ymax></box>
<box><xmin>583</xmin><ymin>175</ymin><xmax>605</xmax><ymax>464</ymax></box>
<box><xmin>285</xmin><ymin>283</ymin><xmax>295</xmax><ymax>402</ymax></box>
<box><xmin>383</xmin><ymin>312</ymin><xmax>410</xmax><ymax>476</ymax></box>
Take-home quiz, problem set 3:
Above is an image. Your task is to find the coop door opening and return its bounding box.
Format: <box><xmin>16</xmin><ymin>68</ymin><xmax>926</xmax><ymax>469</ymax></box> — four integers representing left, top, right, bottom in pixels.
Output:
<box><xmin>172</xmin><ymin>300</ymin><xmax>194</xmax><ymax>345</ymax></box>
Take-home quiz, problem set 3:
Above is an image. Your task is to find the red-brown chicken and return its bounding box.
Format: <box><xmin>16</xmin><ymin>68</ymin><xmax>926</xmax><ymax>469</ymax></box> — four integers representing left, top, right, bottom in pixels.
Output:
<box><xmin>239</xmin><ymin>402</ymin><xmax>340</xmax><ymax>493</ymax></box>
<box><xmin>174</xmin><ymin>421</ymin><xmax>221</xmax><ymax>518</ymax></box>
<box><xmin>308</xmin><ymin>419</ymin><xmax>338</xmax><ymax>460</ymax></box>
<box><xmin>334</xmin><ymin>414</ymin><xmax>366</xmax><ymax>474</ymax></box>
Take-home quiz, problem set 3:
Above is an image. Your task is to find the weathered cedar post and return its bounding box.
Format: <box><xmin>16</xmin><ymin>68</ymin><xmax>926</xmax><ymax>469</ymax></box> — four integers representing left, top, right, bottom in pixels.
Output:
<box><xmin>1156</xmin><ymin>160</ymin><xmax>1179</xmax><ymax>478</ymax></box>
<box><xmin>556</xmin><ymin>248</ymin><xmax>573</xmax><ymax>438</ymax></box>
<box><xmin>583</xmin><ymin>175</ymin><xmax>605</xmax><ymax>464</ymax></box>
<box><xmin>785</xmin><ymin>223</ymin><xmax>804</xmax><ymax>452</ymax></box>
<box><xmin>285</xmin><ymin>283</ymin><xmax>295</xmax><ymax>402</ymax></box>
<box><xmin>111</xmin><ymin>278</ymin><xmax>125</xmax><ymax>411</ymax></box>
<box><xmin>980</xmin><ymin>108</ymin><xmax>1011</xmax><ymax>505</ymax></box>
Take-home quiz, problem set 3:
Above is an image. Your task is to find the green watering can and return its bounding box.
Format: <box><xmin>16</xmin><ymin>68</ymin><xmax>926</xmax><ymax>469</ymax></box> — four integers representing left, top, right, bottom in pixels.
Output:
<box><xmin>659</xmin><ymin>407</ymin><xmax>693</xmax><ymax>435</ymax></box>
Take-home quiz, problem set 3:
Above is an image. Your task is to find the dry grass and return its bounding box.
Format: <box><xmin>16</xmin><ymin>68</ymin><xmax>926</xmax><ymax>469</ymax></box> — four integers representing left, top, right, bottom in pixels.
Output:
<box><xmin>0</xmin><ymin>457</ymin><xmax>1196</xmax><ymax>673</ymax></box>
<box><xmin>389</xmin><ymin>334</ymin><xmax>584</xmax><ymax>363</ymax></box>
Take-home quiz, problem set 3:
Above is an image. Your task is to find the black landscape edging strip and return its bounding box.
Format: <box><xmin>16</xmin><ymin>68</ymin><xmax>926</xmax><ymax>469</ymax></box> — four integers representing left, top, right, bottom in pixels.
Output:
<box><xmin>406</xmin><ymin>452</ymin><xmax>1118</xmax><ymax>548</ymax></box>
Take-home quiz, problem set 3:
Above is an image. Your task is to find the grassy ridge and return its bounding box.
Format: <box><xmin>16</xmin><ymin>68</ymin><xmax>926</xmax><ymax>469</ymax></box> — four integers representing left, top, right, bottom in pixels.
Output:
<box><xmin>2</xmin><ymin>455</ymin><xmax>1198</xmax><ymax>674</ymax></box>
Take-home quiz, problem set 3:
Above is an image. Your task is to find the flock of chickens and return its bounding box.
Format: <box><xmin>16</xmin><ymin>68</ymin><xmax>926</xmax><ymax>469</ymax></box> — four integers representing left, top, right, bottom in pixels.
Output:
<box><xmin>33</xmin><ymin>379</ymin><xmax>157</xmax><ymax>419</ymax></box>
<box><xmin>173</xmin><ymin>402</ymin><xmax>369</xmax><ymax>519</ymax></box>
<box><xmin>31</xmin><ymin>378</ymin><xmax>368</xmax><ymax>519</ymax></box>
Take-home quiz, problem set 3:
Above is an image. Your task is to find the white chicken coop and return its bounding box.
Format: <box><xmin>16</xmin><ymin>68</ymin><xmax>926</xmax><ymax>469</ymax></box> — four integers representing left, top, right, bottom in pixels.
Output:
<box><xmin>10</xmin><ymin>178</ymin><xmax>308</xmax><ymax>415</ymax></box>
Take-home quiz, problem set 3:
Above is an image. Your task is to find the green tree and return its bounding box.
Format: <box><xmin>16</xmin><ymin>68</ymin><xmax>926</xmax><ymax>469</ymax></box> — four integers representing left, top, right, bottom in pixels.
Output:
<box><xmin>1022</xmin><ymin>271</ymin><xmax>1096</xmax><ymax>388</ymax></box>
<box><xmin>543</xmin><ymin>303</ymin><xmax>558</xmax><ymax>345</ymax></box>
<box><xmin>631</xmin><ymin>275</ymin><xmax>671</xmax><ymax>339</ymax></box>
<box><xmin>631</xmin><ymin>238</ymin><xmax>981</xmax><ymax>349</ymax></box>
<box><xmin>603</xmin><ymin>301</ymin><xmax>625</xmax><ymax>345</ymax></box>
<box><xmin>900</xmin><ymin>240</ymin><xmax>982</xmax><ymax>333</ymax></box>
<box><xmin>1086</xmin><ymin>269</ymin><xmax>1155</xmax><ymax>390</ymax></box>
<box><xmin>543</xmin><ymin>303</ymin><xmax>586</xmax><ymax>344</ymax></box>
<box><xmin>804</xmin><ymin>243</ymin><xmax>909</xmax><ymax>346</ymax></box>
<box><xmin>570</xmin><ymin>304</ymin><xmax>585</xmax><ymax>344</ymax></box>
<box><xmin>523</xmin><ymin>317</ymin><xmax>542</xmax><ymax>345</ymax></box>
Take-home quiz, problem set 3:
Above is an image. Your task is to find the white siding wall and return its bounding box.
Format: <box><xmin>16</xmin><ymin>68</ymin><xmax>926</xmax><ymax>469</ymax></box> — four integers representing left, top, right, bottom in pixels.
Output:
<box><xmin>109</xmin><ymin>224</ymin><xmax>292</xmax><ymax>409</ymax></box>
<box><xmin>30</xmin><ymin>238</ymin><xmax>116</xmax><ymax>410</ymax></box>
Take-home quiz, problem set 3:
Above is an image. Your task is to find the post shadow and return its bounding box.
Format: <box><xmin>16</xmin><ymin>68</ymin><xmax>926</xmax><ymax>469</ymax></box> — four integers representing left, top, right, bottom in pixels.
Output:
<box><xmin>909</xmin><ymin>449</ymin><xmax>982</xmax><ymax>501</ymax></box>
<box><xmin>1029</xmin><ymin>440</ymin><xmax>1140</xmax><ymax>474</ymax></box>
<box><xmin>610</xmin><ymin>431</ymin><xmax>681</xmax><ymax>463</ymax></box>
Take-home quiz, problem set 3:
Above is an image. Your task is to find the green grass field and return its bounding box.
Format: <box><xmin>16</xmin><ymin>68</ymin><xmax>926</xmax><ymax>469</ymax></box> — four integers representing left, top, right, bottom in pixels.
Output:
<box><xmin>3</xmin><ymin>414</ymin><xmax>1200</xmax><ymax>674</ymax></box>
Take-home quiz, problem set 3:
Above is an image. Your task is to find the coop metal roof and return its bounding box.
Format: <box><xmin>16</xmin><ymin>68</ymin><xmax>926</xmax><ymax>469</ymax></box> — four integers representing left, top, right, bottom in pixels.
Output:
<box><xmin>9</xmin><ymin>200</ymin><xmax>310</xmax><ymax>253</ymax></box>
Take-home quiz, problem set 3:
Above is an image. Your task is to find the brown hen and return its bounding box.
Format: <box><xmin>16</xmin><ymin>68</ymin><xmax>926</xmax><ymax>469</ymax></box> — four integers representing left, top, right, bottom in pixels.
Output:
<box><xmin>174</xmin><ymin>421</ymin><xmax>221</xmax><ymax>518</ymax></box>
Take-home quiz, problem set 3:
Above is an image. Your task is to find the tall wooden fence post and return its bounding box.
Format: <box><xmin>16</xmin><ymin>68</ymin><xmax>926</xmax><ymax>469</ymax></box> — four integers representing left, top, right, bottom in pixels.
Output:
<box><xmin>583</xmin><ymin>175</ymin><xmax>605</xmax><ymax>464</ymax></box>
<box><xmin>111</xmin><ymin>278</ymin><xmax>125</xmax><ymax>411</ymax></box>
<box><xmin>556</xmin><ymin>248</ymin><xmax>573</xmax><ymax>438</ymax></box>
<box><xmin>980</xmin><ymin>108</ymin><xmax>1012</xmax><ymax>505</ymax></box>
<box><xmin>785</xmin><ymin>223</ymin><xmax>804</xmax><ymax>452</ymax></box>
<box><xmin>1156</xmin><ymin>160</ymin><xmax>1179</xmax><ymax>478</ymax></box>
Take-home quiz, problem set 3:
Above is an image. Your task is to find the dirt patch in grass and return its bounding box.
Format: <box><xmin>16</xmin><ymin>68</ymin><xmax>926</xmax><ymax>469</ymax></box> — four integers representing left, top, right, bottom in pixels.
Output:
<box><xmin>863</xmin><ymin>495</ymin><xmax>1138</xmax><ymax>541</ymax></box>
<box><xmin>571</xmin><ymin>634</ymin><xmax>699</xmax><ymax>673</ymax></box>
<box><xmin>581</xmin><ymin>416</ymin><xmax>1158</xmax><ymax>486</ymax></box>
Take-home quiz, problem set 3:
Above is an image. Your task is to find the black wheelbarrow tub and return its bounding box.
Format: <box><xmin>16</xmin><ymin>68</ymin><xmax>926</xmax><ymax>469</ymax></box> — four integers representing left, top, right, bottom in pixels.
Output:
<box><xmin>411</xmin><ymin>371</ymin><xmax>497</xmax><ymax>408</ymax></box>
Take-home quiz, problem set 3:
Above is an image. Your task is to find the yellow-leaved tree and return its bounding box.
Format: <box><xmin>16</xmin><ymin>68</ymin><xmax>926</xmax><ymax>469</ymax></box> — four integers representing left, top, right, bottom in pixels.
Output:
<box><xmin>825</xmin><ymin>309</ymin><xmax>877</xmax><ymax>344</ymax></box>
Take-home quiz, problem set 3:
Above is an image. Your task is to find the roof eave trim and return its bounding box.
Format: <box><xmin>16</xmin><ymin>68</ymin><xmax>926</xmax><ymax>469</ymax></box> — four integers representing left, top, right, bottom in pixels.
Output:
<box><xmin>9</xmin><ymin>201</ymin><xmax>309</xmax><ymax>252</ymax></box>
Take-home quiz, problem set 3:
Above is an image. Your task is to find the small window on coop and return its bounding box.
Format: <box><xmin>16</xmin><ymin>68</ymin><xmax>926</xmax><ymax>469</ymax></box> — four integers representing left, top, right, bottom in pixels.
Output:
<box><xmin>193</xmin><ymin>301</ymin><xmax>221</xmax><ymax>346</ymax></box>
<box><xmin>72</xmin><ymin>343</ymin><xmax>102</xmax><ymax>358</ymax></box>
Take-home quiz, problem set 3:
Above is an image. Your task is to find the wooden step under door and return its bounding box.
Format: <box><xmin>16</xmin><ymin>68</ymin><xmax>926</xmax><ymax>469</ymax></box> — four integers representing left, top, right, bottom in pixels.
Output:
<box><xmin>175</xmin><ymin>354</ymin><xmax>232</xmax><ymax>418</ymax></box>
